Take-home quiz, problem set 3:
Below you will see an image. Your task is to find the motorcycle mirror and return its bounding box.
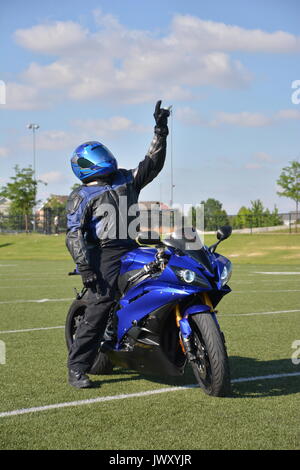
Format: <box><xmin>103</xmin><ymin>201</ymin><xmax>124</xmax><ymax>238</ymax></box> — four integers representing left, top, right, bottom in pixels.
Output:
<box><xmin>216</xmin><ymin>225</ymin><xmax>232</xmax><ymax>241</ymax></box>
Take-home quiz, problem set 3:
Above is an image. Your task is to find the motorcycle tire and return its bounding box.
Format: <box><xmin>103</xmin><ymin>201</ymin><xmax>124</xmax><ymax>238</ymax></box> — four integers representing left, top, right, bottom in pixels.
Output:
<box><xmin>189</xmin><ymin>313</ymin><xmax>231</xmax><ymax>397</ymax></box>
<box><xmin>65</xmin><ymin>299</ymin><xmax>114</xmax><ymax>375</ymax></box>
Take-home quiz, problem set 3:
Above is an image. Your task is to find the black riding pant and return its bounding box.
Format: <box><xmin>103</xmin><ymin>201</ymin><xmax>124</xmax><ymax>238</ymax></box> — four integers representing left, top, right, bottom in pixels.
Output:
<box><xmin>68</xmin><ymin>245</ymin><xmax>130</xmax><ymax>373</ymax></box>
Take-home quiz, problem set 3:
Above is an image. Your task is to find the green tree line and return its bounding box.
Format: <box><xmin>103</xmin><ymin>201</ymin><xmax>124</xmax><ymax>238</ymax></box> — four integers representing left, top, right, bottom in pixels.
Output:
<box><xmin>188</xmin><ymin>198</ymin><xmax>282</xmax><ymax>231</ymax></box>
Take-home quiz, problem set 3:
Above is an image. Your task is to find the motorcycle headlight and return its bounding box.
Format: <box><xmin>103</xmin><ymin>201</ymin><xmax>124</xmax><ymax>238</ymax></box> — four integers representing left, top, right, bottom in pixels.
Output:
<box><xmin>171</xmin><ymin>266</ymin><xmax>210</xmax><ymax>288</ymax></box>
<box><xmin>220</xmin><ymin>262</ymin><xmax>232</xmax><ymax>286</ymax></box>
<box><xmin>179</xmin><ymin>269</ymin><xmax>196</xmax><ymax>284</ymax></box>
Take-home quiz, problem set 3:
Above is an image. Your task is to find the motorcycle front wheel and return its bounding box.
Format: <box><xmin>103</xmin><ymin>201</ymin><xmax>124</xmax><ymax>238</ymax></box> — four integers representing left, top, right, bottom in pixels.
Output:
<box><xmin>189</xmin><ymin>313</ymin><xmax>231</xmax><ymax>397</ymax></box>
<box><xmin>65</xmin><ymin>299</ymin><xmax>114</xmax><ymax>375</ymax></box>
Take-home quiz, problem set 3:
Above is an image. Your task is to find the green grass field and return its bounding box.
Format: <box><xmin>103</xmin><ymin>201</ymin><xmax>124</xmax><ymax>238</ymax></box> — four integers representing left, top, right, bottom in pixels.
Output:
<box><xmin>0</xmin><ymin>233</ymin><xmax>299</xmax><ymax>450</ymax></box>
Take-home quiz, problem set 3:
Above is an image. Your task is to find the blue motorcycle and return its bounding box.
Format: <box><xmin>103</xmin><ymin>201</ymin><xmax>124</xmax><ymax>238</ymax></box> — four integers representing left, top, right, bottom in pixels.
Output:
<box><xmin>65</xmin><ymin>226</ymin><xmax>233</xmax><ymax>397</ymax></box>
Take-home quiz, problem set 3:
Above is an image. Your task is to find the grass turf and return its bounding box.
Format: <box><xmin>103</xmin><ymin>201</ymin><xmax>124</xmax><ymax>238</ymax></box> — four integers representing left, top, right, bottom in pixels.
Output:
<box><xmin>1</xmin><ymin>231</ymin><xmax>300</xmax><ymax>264</ymax></box>
<box><xmin>0</xmin><ymin>234</ymin><xmax>299</xmax><ymax>450</ymax></box>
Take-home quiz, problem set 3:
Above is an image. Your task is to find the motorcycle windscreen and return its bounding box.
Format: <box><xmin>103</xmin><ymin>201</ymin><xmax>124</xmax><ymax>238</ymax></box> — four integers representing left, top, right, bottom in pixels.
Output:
<box><xmin>164</xmin><ymin>227</ymin><xmax>214</xmax><ymax>274</ymax></box>
<box><xmin>163</xmin><ymin>227</ymin><xmax>203</xmax><ymax>252</ymax></box>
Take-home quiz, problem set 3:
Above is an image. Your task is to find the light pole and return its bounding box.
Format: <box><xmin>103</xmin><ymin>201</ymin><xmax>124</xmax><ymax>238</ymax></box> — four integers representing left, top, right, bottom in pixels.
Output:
<box><xmin>27</xmin><ymin>123</ymin><xmax>40</xmax><ymax>179</ymax></box>
<box><xmin>27</xmin><ymin>123</ymin><xmax>40</xmax><ymax>232</ymax></box>
<box><xmin>169</xmin><ymin>107</ymin><xmax>175</xmax><ymax>208</ymax></box>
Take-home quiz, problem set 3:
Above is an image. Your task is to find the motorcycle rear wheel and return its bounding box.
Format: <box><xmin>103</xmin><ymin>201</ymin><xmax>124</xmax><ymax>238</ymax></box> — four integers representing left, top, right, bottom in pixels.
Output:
<box><xmin>65</xmin><ymin>299</ymin><xmax>114</xmax><ymax>375</ymax></box>
<box><xmin>189</xmin><ymin>313</ymin><xmax>231</xmax><ymax>397</ymax></box>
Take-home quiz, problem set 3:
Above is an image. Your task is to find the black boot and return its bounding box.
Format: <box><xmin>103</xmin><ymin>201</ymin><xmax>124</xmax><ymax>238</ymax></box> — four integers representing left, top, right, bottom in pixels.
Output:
<box><xmin>68</xmin><ymin>369</ymin><xmax>93</xmax><ymax>389</ymax></box>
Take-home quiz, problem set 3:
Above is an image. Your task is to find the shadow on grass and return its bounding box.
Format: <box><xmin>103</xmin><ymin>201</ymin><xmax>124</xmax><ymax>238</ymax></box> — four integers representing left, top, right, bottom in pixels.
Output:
<box><xmin>0</xmin><ymin>243</ymin><xmax>13</xmax><ymax>248</ymax></box>
<box><xmin>228</xmin><ymin>356</ymin><xmax>300</xmax><ymax>398</ymax></box>
<box><xmin>95</xmin><ymin>356</ymin><xmax>300</xmax><ymax>399</ymax></box>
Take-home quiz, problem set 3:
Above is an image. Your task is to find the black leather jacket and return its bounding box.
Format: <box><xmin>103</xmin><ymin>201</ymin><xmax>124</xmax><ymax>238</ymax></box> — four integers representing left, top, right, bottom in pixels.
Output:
<box><xmin>66</xmin><ymin>132</ymin><xmax>167</xmax><ymax>272</ymax></box>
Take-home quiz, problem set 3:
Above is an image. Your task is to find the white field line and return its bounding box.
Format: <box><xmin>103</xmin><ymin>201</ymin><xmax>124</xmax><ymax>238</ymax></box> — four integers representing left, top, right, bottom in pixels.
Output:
<box><xmin>0</xmin><ymin>273</ymin><xmax>67</xmax><ymax>276</ymax></box>
<box><xmin>232</xmin><ymin>289</ymin><xmax>300</xmax><ymax>293</ymax></box>
<box><xmin>220</xmin><ymin>309</ymin><xmax>300</xmax><ymax>317</ymax></box>
<box><xmin>0</xmin><ymin>325</ymin><xmax>64</xmax><ymax>334</ymax></box>
<box><xmin>0</xmin><ymin>284</ymin><xmax>74</xmax><ymax>289</ymax></box>
<box><xmin>255</xmin><ymin>272</ymin><xmax>300</xmax><ymax>275</ymax></box>
<box><xmin>233</xmin><ymin>279</ymin><xmax>300</xmax><ymax>283</ymax></box>
<box><xmin>0</xmin><ymin>264</ymin><xmax>18</xmax><ymax>267</ymax></box>
<box><xmin>0</xmin><ymin>372</ymin><xmax>299</xmax><ymax>419</ymax></box>
<box><xmin>0</xmin><ymin>298</ymin><xmax>73</xmax><ymax>305</ymax></box>
<box><xmin>0</xmin><ymin>309</ymin><xmax>299</xmax><ymax>335</ymax></box>
<box><xmin>0</xmin><ymin>276</ymin><xmax>71</xmax><ymax>281</ymax></box>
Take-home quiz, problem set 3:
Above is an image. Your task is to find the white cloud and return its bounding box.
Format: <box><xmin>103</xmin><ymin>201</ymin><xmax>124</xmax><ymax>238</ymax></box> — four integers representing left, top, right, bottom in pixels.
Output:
<box><xmin>176</xmin><ymin>107</ymin><xmax>300</xmax><ymax>128</ymax></box>
<box><xmin>14</xmin><ymin>21</ymin><xmax>88</xmax><ymax>55</ymax></box>
<box><xmin>9</xmin><ymin>12</ymin><xmax>300</xmax><ymax>110</ymax></box>
<box><xmin>175</xmin><ymin>107</ymin><xmax>205</xmax><ymax>126</ymax></box>
<box><xmin>72</xmin><ymin>116</ymin><xmax>148</xmax><ymax>136</ymax></box>
<box><xmin>211</xmin><ymin>111</ymin><xmax>272</xmax><ymax>127</ymax></box>
<box><xmin>245</xmin><ymin>150</ymin><xmax>277</xmax><ymax>170</ymax></box>
<box><xmin>274</xmin><ymin>109</ymin><xmax>300</xmax><ymax>120</ymax></box>
<box><xmin>33</xmin><ymin>130</ymin><xmax>77</xmax><ymax>151</ymax></box>
<box><xmin>254</xmin><ymin>151</ymin><xmax>274</xmax><ymax>162</ymax></box>
<box><xmin>0</xmin><ymin>147</ymin><xmax>8</xmax><ymax>157</ymax></box>
<box><xmin>9</xmin><ymin>14</ymin><xmax>252</xmax><ymax>108</ymax></box>
<box><xmin>39</xmin><ymin>171</ymin><xmax>66</xmax><ymax>184</ymax></box>
<box><xmin>18</xmin><ymin>115</ymin><xmax>148</xmax><ymax>152</ymax></box>
<box><xmin>4</xmin><ymin>82</ymin><xmax>50</xmax><ymax>110</ymax></box>
<box><xmin>169</xmin><ymin>15</ymin><xmax>300</xmax><ymax>53</ymax></box>
<box><xmin>245</xmin><ymin>162</ymin><xmax>263</xmax><ymax>170</ymax></box>
<box><xmin>19</xmin><ymin>130</ymin><xmax>77</xmax><ymax>152</ymax></box>
<box><xmin>22</xmin><ymin>62</ymin><xmax>75</xmax><ymax>88</ymax></box>
<box><xmin>212</xmin><ymin>109</ymin><xmax>300</xmax><ymax>127</ymax></box>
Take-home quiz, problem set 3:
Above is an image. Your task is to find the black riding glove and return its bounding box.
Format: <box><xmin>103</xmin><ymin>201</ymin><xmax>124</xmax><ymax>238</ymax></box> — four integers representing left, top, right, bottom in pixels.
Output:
<box><xmin>79</xmin><ymin>269</ymin><xmax>98</xmax><ymax>289</ymax></box>
<box><xmin>153</xmin><ymin>100</ymin><xmax>170</xmax><ymax>137</ymax></box>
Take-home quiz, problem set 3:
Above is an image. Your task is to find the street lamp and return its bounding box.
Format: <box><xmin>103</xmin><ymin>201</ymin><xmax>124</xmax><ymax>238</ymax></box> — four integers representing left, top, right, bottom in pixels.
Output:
<box><xmin>27</xmin><ymin>123</ymin><xmax>40</xmax><ymax>179</ymax></box>
<box><xmin>27</xmin><ymin>123</ymin><xmax>40</xmax><ymax>233</ymax></box>
<box><xmin>169</xmin><ymin>107</ymin><xmax>175</xmax><ymax>208</ymax></box>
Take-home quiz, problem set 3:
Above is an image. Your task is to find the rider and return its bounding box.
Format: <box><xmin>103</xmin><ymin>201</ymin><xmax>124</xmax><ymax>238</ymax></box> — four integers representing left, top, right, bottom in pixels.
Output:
<box><xmin>66</xmin><ymin>101</ymin><xmax>170</xmax><ymax>388</ymax></box>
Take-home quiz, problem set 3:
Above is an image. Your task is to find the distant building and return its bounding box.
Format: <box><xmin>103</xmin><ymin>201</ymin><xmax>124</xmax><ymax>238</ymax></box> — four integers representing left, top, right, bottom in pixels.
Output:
<box><xmin>35</xmin><ymin>194</ymin><xmax>68</xmax><ymax>233</ymax></box>
<box><xmin>35</xmin><ymin>195</ymin><xmax>68</xmax><ymax>215</ymax></box>
<box><xmin>138</xmin><ymin>201</ymin><xmax>179</xmax><ymax>234</ymax></box>
<box><xmin>281</xmin><ymin>211</ymin><xmax>298</xmax><ymax>225</ymax></box>
<box><xmin>0</xmin><ymin>197</ymin><xmax>11</xmax><ymax>215</ymax></box>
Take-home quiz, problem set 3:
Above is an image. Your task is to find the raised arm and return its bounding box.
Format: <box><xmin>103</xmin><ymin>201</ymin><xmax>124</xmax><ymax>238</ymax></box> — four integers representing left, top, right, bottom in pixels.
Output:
<box><xmin>132</xmin><ymin>101</ymin><xmax>170</xmax><ymax>192</ymax></box>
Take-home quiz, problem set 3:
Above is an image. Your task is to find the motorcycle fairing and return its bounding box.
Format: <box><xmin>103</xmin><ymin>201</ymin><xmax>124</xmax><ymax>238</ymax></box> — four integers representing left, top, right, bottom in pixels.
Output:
<box><xmin>108</xmin><ymin>303</ymin><xmax>187</xmax><ymax>377</ymax></box>
<box><xmin>116</xmin><ymin>282</ymin><xmax>200</xmax><ymax>342</ymax></box>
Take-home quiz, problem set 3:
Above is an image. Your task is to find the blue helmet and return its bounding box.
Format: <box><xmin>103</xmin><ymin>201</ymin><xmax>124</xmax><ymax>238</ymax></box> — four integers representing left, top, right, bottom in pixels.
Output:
<box><xmin>71</xmin><ymin>141</ymin><xmax>118</xmax><ymax>182</ymax></box>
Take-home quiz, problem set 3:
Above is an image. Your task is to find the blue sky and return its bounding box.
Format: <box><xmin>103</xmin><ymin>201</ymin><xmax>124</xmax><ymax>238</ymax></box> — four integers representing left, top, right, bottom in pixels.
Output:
<box><xmin>1</xmin><ymin>0</ymin><xmax>300</xmax><ymax>213</ymax></box>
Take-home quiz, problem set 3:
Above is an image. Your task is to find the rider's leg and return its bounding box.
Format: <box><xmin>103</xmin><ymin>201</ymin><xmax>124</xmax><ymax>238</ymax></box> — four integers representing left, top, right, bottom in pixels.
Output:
<box><xmin>67</xmin><ymin>246</ymin><xmax>129</xmax><ymax>386</ymax></box>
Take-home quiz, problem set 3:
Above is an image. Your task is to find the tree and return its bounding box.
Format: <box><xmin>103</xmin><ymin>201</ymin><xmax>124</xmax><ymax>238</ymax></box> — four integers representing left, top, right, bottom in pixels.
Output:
<box><xmin>0</xmin><ymin>166</ymin><xmax>40</xmax><ymax>232</ymax></box>
<box><xmin>201</xmin><ymin>198</ymin><xmax>229</xmax><ymax>231</ymax></box>
<box><xmin>277</xmin><ymin>160</ymin><xmax>300</xmax><ymax>231</ymax></box>
<box><xmin>263</xmin><ymin>206</ymin><xmax>282</xmax><ymax>227</ymax></box>
<box><xmin>42</xmin><ymin>195</ymin><xmax>68</xmax><ymax>233</ymax></box>
<box><xmin>70</xmin><ymin>183</ymin><xmax>81</xmax><ymax>192</ymax></box>
<box><xmin>189</xmin><ymin>198</ymin><xmax>229</xmax><ymax>231</ymax></box>
<box><xmin>233</xmin><ymin>200</ymin><xmax>282</xmax><ymax>229</ymax></box>
<box><xmin>232</xmin><ymin>206</ymin><xmax>252</xmax><ymax>229</ymax></box>
<box><xmin>249</xmin><ymin>199</ymin><xmax>265</xmax><ymax>227</ymax></box>
<box><xmin>43</xmin><ymin>195</ymin><xmax>67</xmax><ymax>213</ymax></box>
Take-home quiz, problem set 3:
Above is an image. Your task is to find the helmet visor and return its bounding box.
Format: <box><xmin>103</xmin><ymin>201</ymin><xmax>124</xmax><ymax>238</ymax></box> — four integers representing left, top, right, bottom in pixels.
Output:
<box><xmin>78</xmin><ymin>144</ymin><xmax>115</xmax><ymax>169</ymax></box>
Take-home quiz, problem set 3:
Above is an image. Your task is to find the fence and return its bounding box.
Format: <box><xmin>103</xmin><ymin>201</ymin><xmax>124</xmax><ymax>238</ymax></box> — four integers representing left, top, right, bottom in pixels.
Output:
<box><xmin>0</xmin><ymin>210</ymin><xmax>299</xmax><ymax>234</ymax></box>
<box><xmin>0</xmin><ymin>208</ymin><xmax>67</xmax><ymax>234</ymax></box>
<box><xmin>228</xmin><ymin>212</ymin><xmax>299</xmax><ymax>234</ymax></box>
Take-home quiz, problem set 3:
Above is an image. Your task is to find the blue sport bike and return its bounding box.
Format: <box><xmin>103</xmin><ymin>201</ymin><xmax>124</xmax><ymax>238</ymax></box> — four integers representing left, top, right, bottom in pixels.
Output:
<box><xmin>65</xmin><ymin>226</ymin><xmax>233</xmax><ymax>397</ymax></box>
